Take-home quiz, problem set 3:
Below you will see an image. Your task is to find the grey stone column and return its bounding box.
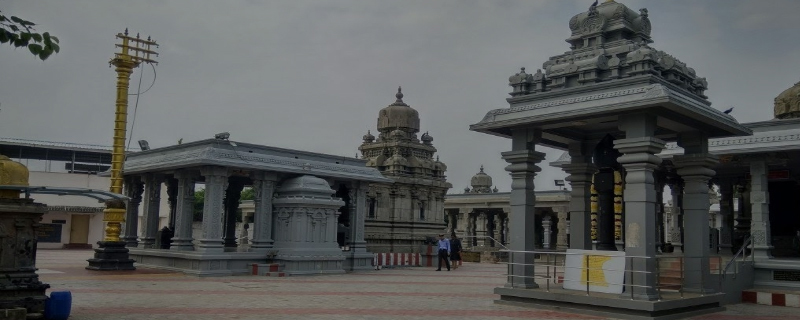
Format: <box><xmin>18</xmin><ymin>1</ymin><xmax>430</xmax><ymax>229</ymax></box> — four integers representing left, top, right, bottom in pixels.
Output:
<box><xmin>122</xmin><ymin>176</ymin><xmax>144</xmax><ymax>248</ymax></box>
<box><xmin>139</xmin><ymin>174</ymin><xmax>162</xmax><ymax>249</ymax></box>
<box><xmin>555</xmin><ymin>206</ymin><xmax>569</xmax><ymax>250</ymax></box>
<box><xmin>345</xmin><ymin>181</ymin><xmax>373</xmax><ymax>270</ymax></box>
<box><xmin>562</xmin><ymin>141</ymin><xmax>597</xmax><ymax>250</ymax></box>
<box><xmin>615</xmin><ymin>115</ymin><xmax>665</xmax><ymax>301</ymax></box>
<box><xmin>171</xmin><ymin>170</ymin><xmax>197</xmax><ymax>251</ymax></box>
<box><xmin>674</xmin><ymin>140</ymin><xmax>718</xmax><ymax>293</ymax></box>
<box><xmin>198</xmin><ymin>166</ymin><xmax>228</xmax><ymax>252</ymax></box>
<box><xmin>250</xmin><ymin>171</ymin><xmax>277</xmax><ymax>252</ymax></box>
<box><xmin>501</xmin><ymin>128</ymin><xmax>545</xmax><ymax>289</ymax></box>
<box><xmin>348</xmin><ymin>181</ymin><xmax>369</xmax><ymax>249</ymax></box>
<box><xmin>749</xmin><ymin>159</ymin><xmax>773</xmax><ymax>260</ymax></box>
<box><xmin>718</xmin><ymin>179</ymin><xmax>734</xmax><ymax>254</ymax></box>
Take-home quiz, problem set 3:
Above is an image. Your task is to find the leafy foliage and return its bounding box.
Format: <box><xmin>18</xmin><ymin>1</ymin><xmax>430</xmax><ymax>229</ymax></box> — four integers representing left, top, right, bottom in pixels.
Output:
<box><xmin>1</xmin><ymin>10</ymin><xmax>60</xmax><ymax>60</ymax></box>
<box><xmin>193</xmin><ymin>188</ymin><xmax>252</xmax><ymax>222</ymax></box>
<box><xmin>193</xmin><ymin>189</ymin><xmax>205</xmax><ymax>222</ymax></box>
<box><xmin>240</xmin><ymin>187</ymin><xmax>254</xmax><ymax>201</ymax></box>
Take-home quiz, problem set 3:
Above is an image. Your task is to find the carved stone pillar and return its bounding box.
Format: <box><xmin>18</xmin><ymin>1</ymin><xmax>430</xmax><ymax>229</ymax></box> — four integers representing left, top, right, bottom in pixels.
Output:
<box><xmin>615</xmin><ymin>114</ymin><xmax>664</xmax><ymax>301</ymax></box>
<box><xmin>198</xmin><ymin>166</ymin><xmax>228</xmax><ymax>252</ymax></box>
<box><xmin>674</xmin><ymin>145</ymin><xmax>718</xmax><ymax>293</ymax></box>
<box><xmin>223</xmin><ymin>178</ymin><xmax>245</xmax><ymax>248</ymax></box>
<box><xmin>718</xmin><ymin>179</ymin><xmax>734</xmax><ymax>254</ymax></box>
<box><xmin>250</xmin><ymin>171</ymin><xmax>277</xmax><ymax>252</ymax></box>
<box><xmin>542</xmin><ymin>215</ymin><xmax>552</xmax><ymax>249</ymax></box>
<box><xmin>501</xmin><ymin>128</ymin><xmax>545</xmax><ymax>289</ymax></box>
<box><xmin>555</xmin><ymin>206</ymin><xmax>569</xmax><ymax>250</ymax></box>
<box><xmin>655</xmin><ymin>171</ymin><xmax>665</xmax><ymax>252</ymax></box>
<box><xmin>469</xmin><ymin>211</ymin><xmax>478</xmax><ymax>247</ymax></box>
<box><xmin>139</xmin><ymin>174</ymin><xmax>162</xmax><ymax>249</ymax></box>
<box><xmin>562</xmin><ymin>141</ymin><xmax>597</xmax><ymax>250</ymax></box>
<box><xmin>122</xmin><ymin>176</ymin><xmax>144</xmax><ymax>248</ymax></box>
<box><xmin>171</xmin><ymin>170</ymin><xmax>197</xmax><ymax>251</ymax></box>
<box><xmin>345</xmin><ymin>181</ymin><xmax>373</xmax><ymax>270</ymax></box>
<box><xmin>749</xmin><ymin>159</ymin><xmax>773</xmax><ymax>260</ymax></box>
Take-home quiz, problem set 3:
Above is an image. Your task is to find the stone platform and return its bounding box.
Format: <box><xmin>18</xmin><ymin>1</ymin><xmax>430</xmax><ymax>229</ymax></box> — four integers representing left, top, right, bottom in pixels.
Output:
<box><xmin>495</xmin><ymin>286</ymin><xmax>725</xmax><ymax>320</ymax></box>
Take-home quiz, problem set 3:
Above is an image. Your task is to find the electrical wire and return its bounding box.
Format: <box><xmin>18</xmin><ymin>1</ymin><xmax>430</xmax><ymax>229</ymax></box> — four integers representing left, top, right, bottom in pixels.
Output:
<box><xmin>125</xmin><ymin>63</ymin><xmax>157</xmax><ymax>152</ymax></box>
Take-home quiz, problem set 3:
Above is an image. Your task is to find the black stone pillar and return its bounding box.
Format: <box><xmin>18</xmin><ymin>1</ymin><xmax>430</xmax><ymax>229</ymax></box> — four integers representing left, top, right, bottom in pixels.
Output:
<box><xmin>223</xmin><ymin>178</ymin><xmax>245</xmax><ymax>248</ymax></box>
<box><xmin>593</xmin><ymin>135</ymin><xmax>620</xmax><ymax>251</ymax></box>
<box><xmin>166</xmin><ymin>177</ymin><xmax>179</xmax><ymax>230</ymax></box>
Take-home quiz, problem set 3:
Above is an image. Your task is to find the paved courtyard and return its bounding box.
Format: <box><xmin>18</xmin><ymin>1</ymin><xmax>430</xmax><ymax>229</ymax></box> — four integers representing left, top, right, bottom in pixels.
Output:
<box><xmin>36</xmin><ymin>250</ymin><xmax>800</xmax><ymax>320</ymax></box>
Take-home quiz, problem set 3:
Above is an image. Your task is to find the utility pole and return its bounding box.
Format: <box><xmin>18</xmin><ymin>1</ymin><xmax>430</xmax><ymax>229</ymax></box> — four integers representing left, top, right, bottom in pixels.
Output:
<box><xmin>87</xmin><ymin>29</ymin><xmax>158</xmax><ymax>271</ymax></box>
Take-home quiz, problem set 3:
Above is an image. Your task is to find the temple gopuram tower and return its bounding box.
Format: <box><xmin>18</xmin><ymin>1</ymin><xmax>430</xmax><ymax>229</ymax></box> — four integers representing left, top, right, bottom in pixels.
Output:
<box><xmin>359</xmin><ymin>87</ymin><xmax>452</xmax><ymax>253</ymax></box>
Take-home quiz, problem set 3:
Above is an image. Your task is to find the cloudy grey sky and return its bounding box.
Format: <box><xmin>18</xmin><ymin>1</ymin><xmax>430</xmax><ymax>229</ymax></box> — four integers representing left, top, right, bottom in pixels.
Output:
<box><xmin>1</xmin><ymin>0</ymin><xmax>799</xmax><ymax>193</ymax></box>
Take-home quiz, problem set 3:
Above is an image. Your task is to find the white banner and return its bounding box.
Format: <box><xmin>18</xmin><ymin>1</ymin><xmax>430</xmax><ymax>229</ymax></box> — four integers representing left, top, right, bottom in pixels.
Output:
<box><xmin>562</xmin><ymin>249</ymin><xmax>626</xmax><ymax>294</ymax></box>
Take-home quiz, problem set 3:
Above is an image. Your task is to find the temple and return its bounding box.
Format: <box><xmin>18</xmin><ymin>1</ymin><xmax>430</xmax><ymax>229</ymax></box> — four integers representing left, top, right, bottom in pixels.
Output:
<box><xmin>359</xmin><ymin>88</ymin><xmax>452</xmax><ymax>253</ymax></box>
<box><xmin>120</xmin><ymin>138</ymin><xmax>391</xmax><ymax>276</ymax></box>
<box><xmin>471</xmin><ymin>0</ymin><xmax>755</xmax><ymax>317</ymax></box>
<box><xmin>444</xmin><ymin>166</ymin><xmax>570</xmax><ymax>252</ymax></box>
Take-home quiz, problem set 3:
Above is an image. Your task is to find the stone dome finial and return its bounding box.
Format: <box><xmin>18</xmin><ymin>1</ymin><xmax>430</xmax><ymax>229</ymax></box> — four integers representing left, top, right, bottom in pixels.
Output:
<box><xmin>774</xmin><ymin>80</ymin><xmax>800</xmax><ymax>119</ymax></box>
<box><xmin>363</xmin><ymin>130</ymin><xmax>375</xmax><ymax>143</ymax></box>
<box><xmin>0</xmin><ymin>154</ymin><xmax>30</xmax><ymax>199</ymax></box>
<box><xmin>421</xmin><ymin>131</ymin><xmax>433</xmax><ymax>145</ymax></box>
<box><xmin>377</xmin><ymin>87</ymin><xmax>420</xmax><ymax>133</ymax></box>
<box><xmin>391</xmin><ymin>86</ymin><xmax>407</xmax><ymax>106</ymax></box>
<box><xmin>469</xmin><ymin>165</ymin><xmax>493</xmax><ymax>193</ymax></box>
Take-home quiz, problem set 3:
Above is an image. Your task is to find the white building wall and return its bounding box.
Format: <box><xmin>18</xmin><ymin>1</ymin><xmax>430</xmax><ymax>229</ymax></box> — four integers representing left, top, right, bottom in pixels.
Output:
<box><xmin>28</xmin><ymin>171</ymin><xmax>170</xmax><ymax>248</ymax></box>
<box><xmin>30</xmin><ymin>171</ymin><xmax>109</xmax><ymax>249</ymax></box>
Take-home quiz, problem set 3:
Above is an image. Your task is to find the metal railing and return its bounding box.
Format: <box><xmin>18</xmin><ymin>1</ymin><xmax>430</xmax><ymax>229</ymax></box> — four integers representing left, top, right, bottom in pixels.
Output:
<box><xmin>722</xmin><ymin>235</ymin><xmax>754</xmax><ymax>280</ymax></box>
<box><xmin>500</xmin><ymin>249</ymin><xmax>725</xmax><ymax>301</ymax></box>
<box><xmin>461</xmin><ymin>235</ymin><xmax>509</xmax><ymax>250</ymax></box>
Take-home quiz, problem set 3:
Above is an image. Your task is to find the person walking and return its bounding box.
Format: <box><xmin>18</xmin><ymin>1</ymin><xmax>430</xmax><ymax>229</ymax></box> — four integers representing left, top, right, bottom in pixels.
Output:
<box><xmin>436</xmin><ymin>233</ymin><xmax>450</xmax><ymax>271</ymax></box>
<box><xmin>450</xmin><ymin>233</ymin><xmax>462</xmax><ymax>270</ymax></box>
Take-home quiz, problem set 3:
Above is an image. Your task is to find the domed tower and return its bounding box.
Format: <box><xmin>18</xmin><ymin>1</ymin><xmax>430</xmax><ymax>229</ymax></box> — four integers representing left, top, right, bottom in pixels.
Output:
<box><xmin>465</xmin><ymin>165</ymin><xmax>497</xmax><ymax>194</ymax></box>
<box><xmin>774</xmin><ymin>81</ymin><xmax>800</xmax><ymax>119</ymax></box>
<box><xmin>358</xmin><ymin>87</ymin><xmax>452</xmax><ymax>253</ymax></box>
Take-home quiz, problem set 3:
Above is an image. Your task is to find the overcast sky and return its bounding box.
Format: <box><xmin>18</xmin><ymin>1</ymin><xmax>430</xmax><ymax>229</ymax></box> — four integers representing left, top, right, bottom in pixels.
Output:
<box><xmin>2</xmin><ymin>0</ymin><xmax>799</xmax><ymax>193</ymax></box>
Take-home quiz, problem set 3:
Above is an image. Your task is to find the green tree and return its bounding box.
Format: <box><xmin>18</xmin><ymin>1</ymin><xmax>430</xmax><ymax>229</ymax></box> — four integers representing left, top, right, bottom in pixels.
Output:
<box><xmin>193</xmin><ymin>188</ymin><xmax>253</xmax><ymax>222</ymax></box>
<box><xmin>193</xmin><ymin>189</ymin><xmax>205</xmax><ymax>222</ymax></box>
<box><xmin>1</xmin><ymin>10</ymin><xmax>60</xmax><ymax>60</ymax></box>
<box><xmin>240</xmin><ymin>187</ymin><xmax>254</xmax><ymax>201</ymax></box>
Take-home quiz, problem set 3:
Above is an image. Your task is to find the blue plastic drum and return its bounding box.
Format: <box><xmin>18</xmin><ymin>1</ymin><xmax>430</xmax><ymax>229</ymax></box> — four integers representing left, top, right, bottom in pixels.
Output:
<box><xmin>44</xmin><ymin>291</ymin><xmax>72</xmax><ymax>320</ymax></box>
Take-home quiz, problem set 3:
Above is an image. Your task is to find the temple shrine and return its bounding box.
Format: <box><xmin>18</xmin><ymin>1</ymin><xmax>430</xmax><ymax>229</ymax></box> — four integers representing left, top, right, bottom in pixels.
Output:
<box><xmin>471</xmin><ymin>0</ymin><xmax>754</xmax><ymax>317</ymax></box>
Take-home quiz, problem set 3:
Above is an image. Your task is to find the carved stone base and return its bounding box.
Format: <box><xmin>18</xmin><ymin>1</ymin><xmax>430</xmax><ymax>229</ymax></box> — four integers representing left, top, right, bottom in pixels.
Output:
<box><xmin>0</xmin><ymin>269</ymin><xmax>49</xmax><ymax>317</ymax></box>
<box><xmin>86</xmin><ymin>241</ymin><xmax>136</xmax><ymax>271</ymax></box>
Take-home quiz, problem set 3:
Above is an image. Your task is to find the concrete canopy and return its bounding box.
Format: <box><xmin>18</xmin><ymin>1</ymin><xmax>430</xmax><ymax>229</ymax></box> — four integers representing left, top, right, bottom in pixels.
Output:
<box><xmin>123</xmin><ymin>138</ymin><xmax>391</xmax><ymax>184</ymax></box>
<box><xmin>470</xmin><ymin>75</ymin><xmax>751</xmax><ymax>149</ymax></box>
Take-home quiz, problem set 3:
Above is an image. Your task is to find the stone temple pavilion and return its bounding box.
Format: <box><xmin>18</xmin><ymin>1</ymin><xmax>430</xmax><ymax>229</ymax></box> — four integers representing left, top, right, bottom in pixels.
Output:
<box><xmin>470</xmin><ymin>1</ymin><xmax>751</xmax><ymax>318</ymax></box>
<box><xmin>120</xmin><ymin>138</ymin><xmax>390</xmax><ymax>276</ymax></box>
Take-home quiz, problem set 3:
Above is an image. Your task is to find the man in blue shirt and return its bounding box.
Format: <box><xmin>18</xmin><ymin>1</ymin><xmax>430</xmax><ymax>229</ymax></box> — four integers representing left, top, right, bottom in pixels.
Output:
<box><xmin>436</xmin><ymin>233</ymin><xmax>451</xmax><ymax>271</ymax></box>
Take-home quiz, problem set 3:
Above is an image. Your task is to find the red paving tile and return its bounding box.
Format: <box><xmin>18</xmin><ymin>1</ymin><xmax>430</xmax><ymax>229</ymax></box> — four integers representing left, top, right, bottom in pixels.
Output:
<box><xmin>74</xmin><ymin>307</ymin><xmax>603</xmax><ymax>318</ymax></box>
